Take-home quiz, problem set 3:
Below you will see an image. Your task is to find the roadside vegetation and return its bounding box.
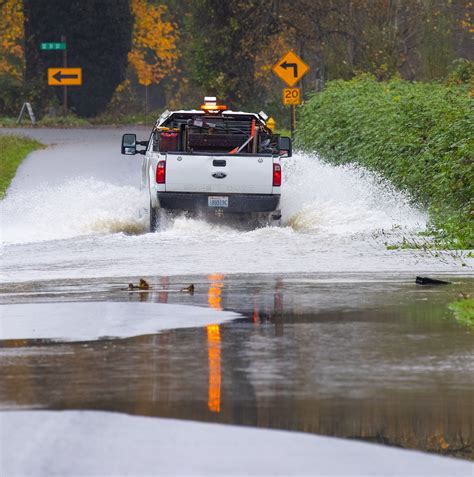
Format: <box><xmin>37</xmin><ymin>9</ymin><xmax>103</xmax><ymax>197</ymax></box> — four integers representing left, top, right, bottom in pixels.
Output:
<box><xmin>1</xmin><ymin>113</ymin><xmax>293</xmax><ymax>133</ymax></box>
<box><xmin>1</xmin><ymin>1</ymin><xmax>472</xmax><ymax>128</ymax></box>
<box><xmin>296</xmin><ymin>65</ymin><xmax>473</xmax><ymax>249</ymax></box>
<box><xmin>0</xmin><ymin>112</ymin><xmax>156</xmax><ymax>128</ymax></box>
<box><xmin>449</xmin><ymin>297</ymin><xmax>474</xmax><ymax>327</ymax></box>
<box><xmin>0</xmin><ymin>135</ymin><xmax>44</xmax><ymax>198</ymax></box>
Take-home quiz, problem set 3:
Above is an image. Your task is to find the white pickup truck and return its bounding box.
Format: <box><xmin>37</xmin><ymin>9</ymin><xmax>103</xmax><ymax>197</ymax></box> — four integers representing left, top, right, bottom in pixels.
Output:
<box><xmin>121</xmin><ymin>97</ymin><xmax>292</xmax><ymax>231</ymax></box>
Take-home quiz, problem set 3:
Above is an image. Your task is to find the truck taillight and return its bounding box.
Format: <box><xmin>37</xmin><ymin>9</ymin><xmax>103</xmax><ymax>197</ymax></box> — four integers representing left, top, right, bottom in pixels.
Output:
<box><xmin>156</xmin><ymin>161</ymin><xmax>166</xmax><ymax>183</ymax></box>
<box><xmin>273</xmin><ymin>163</ymin><xmax>281</xmax><ymax>187</ymax></box>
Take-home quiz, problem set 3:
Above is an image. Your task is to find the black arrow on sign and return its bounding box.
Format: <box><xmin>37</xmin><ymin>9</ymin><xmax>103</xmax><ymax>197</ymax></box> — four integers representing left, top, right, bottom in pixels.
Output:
<box><xmin>53</xmin><ymin>71</ymin><xmax>78</xmax><ymax>82</ymax></box>
<box><xmin>280</xmin><ymin>61</ymin><xmax>298</xmax><ymax>78</ymax></box>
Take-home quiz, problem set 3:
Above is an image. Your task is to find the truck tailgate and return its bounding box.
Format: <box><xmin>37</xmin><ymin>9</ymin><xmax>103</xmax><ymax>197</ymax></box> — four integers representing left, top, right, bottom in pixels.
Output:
<box><xmin>164</xmin><ymin>153</ymin><xmax>274</xmax><ymax>194</ymax></box>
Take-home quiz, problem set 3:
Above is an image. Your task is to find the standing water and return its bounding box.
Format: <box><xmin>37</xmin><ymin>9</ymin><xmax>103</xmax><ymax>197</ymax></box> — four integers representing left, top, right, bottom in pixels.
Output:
<box><xmin>0</xmin><ymin>129</ymin><xmax>472</xmax><ymax>462</ymax></box>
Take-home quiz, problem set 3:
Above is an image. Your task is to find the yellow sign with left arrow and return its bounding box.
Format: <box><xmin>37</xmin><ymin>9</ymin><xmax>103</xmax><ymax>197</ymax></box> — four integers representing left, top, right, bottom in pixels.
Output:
<box><xmin>48</xmin><ymin>68</ymin><xmax>82</xmax><ymax>86</ymax></box>
<box><xmin>272</xmin><ymin>51</ymin><xmax>309</xmax><ymax>87</ymax></box>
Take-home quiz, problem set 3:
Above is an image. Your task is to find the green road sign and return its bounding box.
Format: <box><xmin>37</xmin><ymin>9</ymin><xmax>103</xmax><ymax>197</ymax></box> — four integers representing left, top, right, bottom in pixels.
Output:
<box><xmin>40</xmin><ymin>42</ymin><xmax>66</xmax><ymax>50</ymax></box>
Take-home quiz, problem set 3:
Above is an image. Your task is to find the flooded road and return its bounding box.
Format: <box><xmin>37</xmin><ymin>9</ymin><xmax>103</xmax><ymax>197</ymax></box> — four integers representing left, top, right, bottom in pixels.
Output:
<box><xmin>1</xmin><ymin>128</ymin><xmax>473</xmax><ymax>462</ymax></box>
<box><xmin>1</xmin><ymin>273</ymin><xmax>473</xmax><ymax>459</ymax></box>
<box><xmin>1</xmin><ymin>129</ymin><xmax>470</xmax><ymax>283</ymax></box>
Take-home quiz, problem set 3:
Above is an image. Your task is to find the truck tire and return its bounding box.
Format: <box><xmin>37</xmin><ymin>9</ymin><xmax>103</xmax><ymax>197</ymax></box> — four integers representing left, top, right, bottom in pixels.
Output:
<box><xmin>253</xmin><ymin>213</ymin><xmax>280</xmax><ymax>228</ymax></box>
<box><xmin>150</xmin><ymin>203</ymin><xmax>178</xmax><ymax>231</ymax></box>
<box><xmin>150</xmin><ymin>202</ymin><xmax>160</xmax><ymax>232</ymax></box>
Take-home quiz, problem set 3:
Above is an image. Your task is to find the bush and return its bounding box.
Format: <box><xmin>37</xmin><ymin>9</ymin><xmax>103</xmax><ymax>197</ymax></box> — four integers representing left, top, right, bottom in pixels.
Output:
<box><xmin>446</xmin><ymin>58</ymin><xmax>474</xmax><ymax>86</ymax></box>
<box><xmin>0</xmin><ymin>75</ymin><xmax>23</xmax><ymax>116</ymax></box>
<box><xmin>296</xmin><ymin>75</ymin><xmax>473</xmax><ymax>248</ymax></box>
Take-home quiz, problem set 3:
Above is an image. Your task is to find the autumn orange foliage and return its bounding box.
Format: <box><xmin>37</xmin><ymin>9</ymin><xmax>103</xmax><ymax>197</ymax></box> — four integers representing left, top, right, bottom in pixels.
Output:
<box><xmin>459</xmin><ymin>1</ymin><xmax>473</xmax><ymax>33</ymax></box>
<box><xmin>128</xmin><ymin>0</ymin><xmax>178</xmax><ymax>86</ymax></box>
<box><xmin>0</xmin><ymin>0</ymin><xmax>25</xmax><ymax>79</ymax></box>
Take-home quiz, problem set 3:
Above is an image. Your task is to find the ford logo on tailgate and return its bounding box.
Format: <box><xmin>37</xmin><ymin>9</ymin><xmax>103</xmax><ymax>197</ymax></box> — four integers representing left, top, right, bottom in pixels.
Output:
<box><xmin>212</xmin><ymin>172</ymin><xmax>227</xmax><ymax>179</ymax></box>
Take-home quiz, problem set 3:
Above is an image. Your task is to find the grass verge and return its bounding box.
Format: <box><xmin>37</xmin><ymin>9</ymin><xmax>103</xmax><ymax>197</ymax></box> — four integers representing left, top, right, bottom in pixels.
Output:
<box><xmin>449</xmin><ymin>297</ymin><xmax>474</xmax><ymax>327</ymax></box>
<box><xmin>296</xmin><ymin>74</ymin><xmax>473</xmax><ymax>249</ymax></box>
<box><xmin>0</xmin><ymin>135</ymin><xmax>44</xmax><ymax>198</ymax></box>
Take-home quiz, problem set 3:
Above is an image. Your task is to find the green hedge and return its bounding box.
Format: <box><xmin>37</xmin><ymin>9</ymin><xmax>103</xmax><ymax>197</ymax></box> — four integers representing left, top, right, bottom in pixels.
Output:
<box><xmin>296</xmin><ymin>75</ymin><xmax>473</xmax><ymax>249</ymax></box>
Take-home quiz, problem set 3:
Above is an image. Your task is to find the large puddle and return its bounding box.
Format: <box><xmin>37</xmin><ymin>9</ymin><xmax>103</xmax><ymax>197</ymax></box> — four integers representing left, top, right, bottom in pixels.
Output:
<box><xmin>1</xmin><ymin>273</ymin><xmax>473</xmax><ymax>459</ymax></box>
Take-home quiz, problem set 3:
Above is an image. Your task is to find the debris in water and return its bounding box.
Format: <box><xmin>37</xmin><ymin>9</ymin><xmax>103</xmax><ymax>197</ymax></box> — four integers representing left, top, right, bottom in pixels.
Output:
<box><xmin>415</xmin><ymin>276</ymin><xmax>451</xmax><ymax>285</ymax></box>
<box><xmin>181</xmin><ymin>284</ymin><xmax>195</xmax><ymax>294</ymax></box>
<box><xmin>123</xmin><ymin>281</ymin><xmax>194</xmax><ymax>294</ymax></box>
<box><xmin>128</xmin><ymin>279</ymin><xmax>151</xmax><ymax>290</ymax></box>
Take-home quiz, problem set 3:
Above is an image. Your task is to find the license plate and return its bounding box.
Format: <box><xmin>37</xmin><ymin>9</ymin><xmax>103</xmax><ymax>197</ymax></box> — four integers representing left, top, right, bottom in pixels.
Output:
<box><xmin>208</xmin><ymin>196</ymin><xmax>228</xmax><ymax>207</ymax></box>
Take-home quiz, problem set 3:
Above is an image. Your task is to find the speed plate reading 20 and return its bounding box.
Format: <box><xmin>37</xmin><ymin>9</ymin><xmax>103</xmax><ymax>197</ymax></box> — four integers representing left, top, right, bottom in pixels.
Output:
<box><xmin>283</xmin><ymin>87</ymin><xmax>301</xmax><ymax>105</ymax></box>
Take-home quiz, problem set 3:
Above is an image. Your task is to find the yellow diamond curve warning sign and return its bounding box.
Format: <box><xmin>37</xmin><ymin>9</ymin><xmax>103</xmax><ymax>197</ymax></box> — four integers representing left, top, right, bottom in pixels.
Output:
<box><xmin>272</xmin><ymin>51</ymin><xmax>309</xmax><ymax>87</ymax></box>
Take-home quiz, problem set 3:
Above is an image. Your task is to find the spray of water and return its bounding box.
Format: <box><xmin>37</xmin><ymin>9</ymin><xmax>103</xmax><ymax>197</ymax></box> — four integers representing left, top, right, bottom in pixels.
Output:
<box><xmin>0</xmin><ymin>178</ymin><xmax>147</xmax><ymax>245</ymax></box>
<box><xmin>281</xmin><ymin>153</ymin><xmax>426</xmax><ymax>235</ymax></box>
<box><xmin>6</xmin><ymin>152</ymin><xmax>468</xmax><ymax>282</ymax></box>
<box><xmin>0</xmin><ymin>153</ymin><xmax>426</xmax><ymax>246</ymax></box>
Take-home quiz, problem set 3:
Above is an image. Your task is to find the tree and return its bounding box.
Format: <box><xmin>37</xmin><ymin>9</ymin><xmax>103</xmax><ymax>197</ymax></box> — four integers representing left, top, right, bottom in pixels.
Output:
<box><xmin>128</xmin><ymin>0</ymin><xmax>178</xmax><ymax>87</ymax></box>
<box><xmin>23</xmin><ymin>0</ymin><xmax>132</xmax><ymax>117</ymax></box>
<box><xmin>184</xmin><ymin>0</ymin><xmax>276</xmax><ymax>109</ymax></box>
<box><xmin>0</xmin><ymin>0</ymin><xmax>24</xmax><ymax>79</ymax></box>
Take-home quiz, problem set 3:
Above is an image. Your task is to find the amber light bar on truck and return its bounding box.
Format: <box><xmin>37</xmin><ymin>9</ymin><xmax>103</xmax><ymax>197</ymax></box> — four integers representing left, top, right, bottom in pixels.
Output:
<box><xmin>201</xmin><ymin>96</ymin><xmax>227</xmax><ymax>113</ymax></box>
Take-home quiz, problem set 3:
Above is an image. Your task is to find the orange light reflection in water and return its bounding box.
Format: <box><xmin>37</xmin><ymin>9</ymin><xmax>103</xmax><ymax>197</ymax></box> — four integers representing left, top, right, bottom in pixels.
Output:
<box><xmin>207</xmin><ymin>324</ymin><xmax>221</xmax><ymax>413</ymax></box>
<box><xmin>252</xmin><ymin>308</ymin><xmax>259</xmax><ymax>324</ymax></box>
<box><xmin>207</xmin><ymin>273</ymin><xmax>224</xmax><ymax>311</ymax></box>
<box><xmin>206</xmin><ymin>275</ymin><xmax>224</xmax><ymax>413</ymax></box>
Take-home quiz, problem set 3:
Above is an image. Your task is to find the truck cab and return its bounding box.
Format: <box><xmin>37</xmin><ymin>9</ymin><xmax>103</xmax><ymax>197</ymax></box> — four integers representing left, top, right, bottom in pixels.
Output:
<box><xmin>121</xmin><ymin>97</ymin><xmax>292</xmax><ymax>230</ymax></box>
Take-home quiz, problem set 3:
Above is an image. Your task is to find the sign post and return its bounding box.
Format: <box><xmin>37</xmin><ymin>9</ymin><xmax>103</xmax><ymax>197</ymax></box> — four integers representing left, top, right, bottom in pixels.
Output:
<box><xmin>272</xmin><ymin>51</ymin><xmax>309</xmax><ymax>137</ymax></box>
<box><xmin>61</xmin><ymin>35</ymin><xmax>67</xmax><ymax>116</ymax></box>
<box><xmin>42</xmin><ymin>37</ymin><xmax>82</xmax><ymax>116</ymax></box>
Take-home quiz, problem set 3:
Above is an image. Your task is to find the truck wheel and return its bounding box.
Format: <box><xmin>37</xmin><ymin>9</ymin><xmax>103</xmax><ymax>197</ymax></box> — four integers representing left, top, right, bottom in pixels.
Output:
<box><xmin>150</xmin><ymin>203</ymin><xmax>160</xmax><ymax>232</ymax></box>
<box><xmin>253</xmin><ymin>213</ymin><xmax>280</xmax><ymax>228</ymax></box>
<box><xmin>269</xmin><ymin>211</ymin><xmax>282</xmax><ymax>227</ymax></box>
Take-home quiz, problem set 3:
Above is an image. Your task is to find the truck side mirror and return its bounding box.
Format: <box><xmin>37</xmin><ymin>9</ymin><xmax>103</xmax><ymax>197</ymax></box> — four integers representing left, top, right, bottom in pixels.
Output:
<box><xmin>121</xmin><ymin>133</ymin><xmax>137</xmax><ymax>155</ymax></box>
<box><xmin>279</xmin><ymin>136</ymin><xmax>292</xmax><ymax>157</ymax></box>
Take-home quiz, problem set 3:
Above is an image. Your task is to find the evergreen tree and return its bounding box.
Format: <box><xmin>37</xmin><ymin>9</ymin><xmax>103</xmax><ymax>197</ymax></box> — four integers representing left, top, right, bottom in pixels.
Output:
<box><xmin>23</xmin><ymin>0</ymin><xmax>132</xmax><ymax>117</ymax></box>
<box><xmin>184</xmin><ymin>0</ymin><xmax>275</xmax><ymax>109</ymax></box>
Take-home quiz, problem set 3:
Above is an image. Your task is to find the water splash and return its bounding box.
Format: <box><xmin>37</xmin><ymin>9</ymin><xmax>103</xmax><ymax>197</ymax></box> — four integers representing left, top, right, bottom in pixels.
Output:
<box><xmin>281</xmin><ymin>153</ymin><xmax>426</xmax><ymax>235</ymax></box>
<box><xmin>1</xmin><ymin>178</ymin><xmax>147</xmax><ymax>245</ymax></box>
<box><xmin>3</xmin><ymin>151</ymin><xmax>468</xmax><ymax>283</ymax></box>
<box><xmin>1</xmin><ymin>153</ymin><xmax>427</xmax><ymax>247</ymax></box>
